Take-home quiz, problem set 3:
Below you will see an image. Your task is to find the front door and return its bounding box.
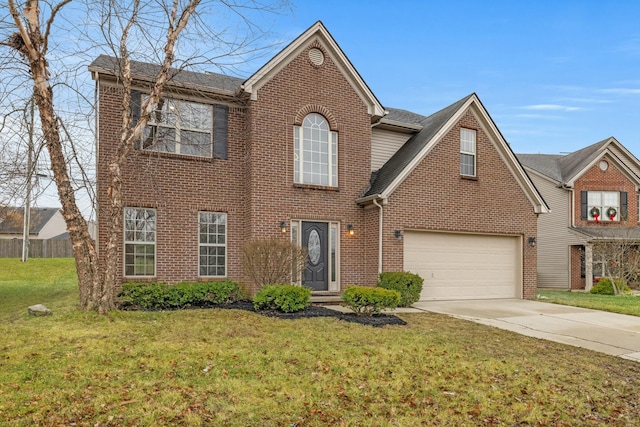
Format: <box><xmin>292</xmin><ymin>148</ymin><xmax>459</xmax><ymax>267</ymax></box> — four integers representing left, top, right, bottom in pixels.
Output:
<box><xmin>302</xmin><ymin>221</ymin><xmax>329</xmax><ymax>291</ymax></box>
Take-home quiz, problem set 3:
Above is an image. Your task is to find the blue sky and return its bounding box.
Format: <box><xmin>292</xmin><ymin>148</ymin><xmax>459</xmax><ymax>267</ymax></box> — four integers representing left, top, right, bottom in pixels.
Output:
<box><xmin>30</xmin><ymin>0</ymin><xmax>640</xmax><ymax>210</ymax></box>
<box><xmin>253</xmin><ymin>0</ymin><xmax>640</xmax><ymax>156</ymax></box>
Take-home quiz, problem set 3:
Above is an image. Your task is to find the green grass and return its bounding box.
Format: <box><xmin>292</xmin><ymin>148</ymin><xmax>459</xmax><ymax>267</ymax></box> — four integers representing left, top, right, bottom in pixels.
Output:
<box><xmin>2</xmin><ymin>260</ymin><xmax>640</xmax><ymax>425</ymax></box>
<box><xmin>538</xmin><ymin>289</ymin><xmax>640</xmax><ymax>316</ymax></box>
<box><xmin>0</xmin><ymin>258</ymin><xmax>78</xmax><ymax>320</ymax></box>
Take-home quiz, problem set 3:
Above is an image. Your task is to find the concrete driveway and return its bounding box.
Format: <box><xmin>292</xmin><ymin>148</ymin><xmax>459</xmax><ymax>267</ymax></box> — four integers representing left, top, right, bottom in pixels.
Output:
<box><xmin>412</xmin><ymin>299</ymin><xmax>640</xmax><ymax>362</ymax></box>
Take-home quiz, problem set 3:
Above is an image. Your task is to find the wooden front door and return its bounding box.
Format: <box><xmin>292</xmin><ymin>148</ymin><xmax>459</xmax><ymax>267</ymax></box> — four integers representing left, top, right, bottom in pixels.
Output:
<box><xmin>301</xmin><ymin>221</ymin><xmax>329</xmax><ymax>291</ymax></box>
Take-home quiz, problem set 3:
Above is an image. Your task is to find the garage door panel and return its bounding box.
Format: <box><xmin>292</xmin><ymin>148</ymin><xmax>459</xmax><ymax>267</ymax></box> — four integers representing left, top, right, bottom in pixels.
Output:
<box><xmin>404</xmin><ymin>231</ymin><xmax>521</xmax><ymax>301</ymax></box>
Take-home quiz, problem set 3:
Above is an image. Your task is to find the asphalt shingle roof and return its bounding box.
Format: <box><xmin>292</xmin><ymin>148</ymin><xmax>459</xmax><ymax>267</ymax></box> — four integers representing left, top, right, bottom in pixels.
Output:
<box><xmin>516</xmin><ymin>139</ymin><xmax>611</xmax><ymax>183</ymax></box>
<box><xmin>363</xmin><ymin>94</ymin><xmax>474</xmax><ymax>197</ymax></box>
<box><xmin>89</xmin><ymin>55</ymin><xmax>245</xmax><ymax>94</ymax></box>
<box><xmin>0</xmin><ymin>207</ymin><xmax>60</xmax><ymax>235</ymax></box>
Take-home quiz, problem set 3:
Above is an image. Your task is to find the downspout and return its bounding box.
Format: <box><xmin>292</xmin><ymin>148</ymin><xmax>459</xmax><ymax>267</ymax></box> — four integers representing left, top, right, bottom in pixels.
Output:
<box><xmin>373</xmin><ymin>198</ymin><xmax>383</xmax><ymax>274</ymax></box>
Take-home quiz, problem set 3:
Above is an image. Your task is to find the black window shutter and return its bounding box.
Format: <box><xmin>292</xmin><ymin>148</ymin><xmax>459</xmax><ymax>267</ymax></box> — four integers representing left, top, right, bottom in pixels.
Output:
<box><xmin>621</xmin><ymin>191</ymin><xmax>628</xmax><ymax>220</ymax></box>
<box><xmin>131</xmin><ymin>90</ymin><xmax>141</xmax><ymax>126</ymax></box>
<box><xmin>213</xmin><ymin>104</ymin><xmax>228</xmax><ymax>160</ymax></box>
<box><xmin>580</xmin><ymin>191</ymin><xmax>588</xmax><ymax>220</ymax></box>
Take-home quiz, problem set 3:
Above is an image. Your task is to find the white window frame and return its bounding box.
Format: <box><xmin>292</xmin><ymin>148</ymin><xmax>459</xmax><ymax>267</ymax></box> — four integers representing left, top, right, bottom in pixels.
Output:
<box><xmin>198</xmin><ymin>212</ymin><xmax>227</xmax><ymax>277</ymax></box>
<box><xmin>294</xmin><ymin>113</ymin><xmax>338</xmax><ymax>187</ymax></box>
<box><xmin>460</xmin><ymin>128</ymin><xmax>476</xmax><ymax>176</ymax></box>
<box><xmin>123</xmin><ymin>207</ymin><xmax>156</xmax><ymax>277</ymax></box>
<box><xmin>587</xmin><ymin>191</ymin><xmax>620</xmax><ymax>222</ymax></box>
<box><xmin>290</xmin><ymin>220</ymin><xmax>339</xmax><ymax>291</ymax></box>
<box><xmin>142</xmin><ymin>96</ymin><xmax>213</xmax><ymax>157</ymax></box>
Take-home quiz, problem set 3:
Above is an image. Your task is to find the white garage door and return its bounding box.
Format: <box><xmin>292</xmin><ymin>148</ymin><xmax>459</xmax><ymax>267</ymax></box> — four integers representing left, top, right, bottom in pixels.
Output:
<box><xmin>404</xmin><ymin>231</ymin><xmax>522</xmax><ymax>301</ymax></box>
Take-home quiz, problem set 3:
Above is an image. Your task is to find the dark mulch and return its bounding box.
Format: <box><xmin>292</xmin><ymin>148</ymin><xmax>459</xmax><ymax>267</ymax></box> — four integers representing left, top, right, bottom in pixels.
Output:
<box><xmin>119</xmin><ymin>300</ymin><xmax>406</xmax><ymax>327</ymax></box>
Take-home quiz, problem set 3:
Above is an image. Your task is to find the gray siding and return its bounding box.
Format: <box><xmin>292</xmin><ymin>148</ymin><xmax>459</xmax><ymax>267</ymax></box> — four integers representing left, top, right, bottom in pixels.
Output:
<box><xmin>371</xmin><ymin>129</ymin><xmax>412</xmax><ymax>171</ymax></box>
<box><xmin>530</xmin><ymin>173</ymin><xmax>582</xmax><ymax>289</ymax></box>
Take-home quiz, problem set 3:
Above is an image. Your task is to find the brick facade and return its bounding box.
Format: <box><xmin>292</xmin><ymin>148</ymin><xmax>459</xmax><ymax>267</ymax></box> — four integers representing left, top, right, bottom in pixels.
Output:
<box><xmin>95</xmin><ymin>24</ymin><xmax>542</xmax><ymax>299</ymax></box>
<box><xmin>570</xmin><ymin>160</ymin><xmax>639</xmax><ymax>289</ymax></box>
<box><xmin>380</xmin><ymin>110</ymin><xmax>538</xmax><ymax>299</ymax></box>
<box><xmin>573</xmin><ymin>161</ymin><xmax>638</xmax><ymax>227</ymax></box>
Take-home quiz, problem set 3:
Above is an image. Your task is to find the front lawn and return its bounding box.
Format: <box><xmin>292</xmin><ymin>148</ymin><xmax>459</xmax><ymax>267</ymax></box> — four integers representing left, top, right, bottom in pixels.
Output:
<box><xmin>538</xmin><ymin>289</ymin><xmax>640</xmax><ymax>317</ymax></box>
<box><xmin>2</xmin><ymin>259</ymin><xmax>640</xmax><ymax>425</ymax></box>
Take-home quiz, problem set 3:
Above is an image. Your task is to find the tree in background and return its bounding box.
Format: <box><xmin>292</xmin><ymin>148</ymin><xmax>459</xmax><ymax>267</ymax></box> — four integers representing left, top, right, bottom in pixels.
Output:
<box><xmin>1</xmin><ymin>0</ymin><xmax>287</xmax><ymax>312</ymax></box>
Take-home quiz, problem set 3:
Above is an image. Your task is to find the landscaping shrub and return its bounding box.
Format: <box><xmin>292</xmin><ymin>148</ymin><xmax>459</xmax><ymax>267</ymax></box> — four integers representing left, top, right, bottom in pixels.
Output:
<box><xmin>253</xmin><ymin>284</ymin><xmax>311</xmax><ymax>313</ymax></box>
<box><xmin>242</xmin><ymin>239</ymin><xmax>308</xmax><ymax>291</ymax></box>
<box><xmin>118</xmin><ymin>280</ymin><xmax>241</xmax><ymax>310</ymax></box>
<box><xmin>590</xmin><ymin>278</ymin><xmax>630</xmax><ymax>296</ymax></box>
<box><xmin>377</xmin><ymin>271</ymin><xmax>424</xmax><ymax>306</ymax></box>
<box><xmin>342</xmin><ymin>285</ymin><xmax>400</xmax><ymax>316</ymax></box>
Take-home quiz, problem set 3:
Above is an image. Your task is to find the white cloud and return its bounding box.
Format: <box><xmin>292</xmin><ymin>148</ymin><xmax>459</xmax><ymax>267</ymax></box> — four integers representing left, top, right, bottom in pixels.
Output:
<box><xmin>599</xmin><ymin>88</ymin><xmax>640</xmax><ymax>95</ymax></box>
<box><xmin>520</xmin><ymin>104</ymin><xmax>583</xmax><ymax>112</ymax></box>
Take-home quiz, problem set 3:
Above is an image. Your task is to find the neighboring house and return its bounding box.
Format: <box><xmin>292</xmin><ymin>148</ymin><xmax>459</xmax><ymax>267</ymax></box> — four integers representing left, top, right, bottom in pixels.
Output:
<box><xmin>89</xmin><ymin>21</ymin><xmax>547</xmax><ymax>300</ymax></box>
<box><xmin>0</xmin><ymin>207</ymin><xmax>67</xmax><ymax>240</ymax></box>
<box><xmin>518</xmin><ymin>138</ymin><xmax>640</xmax><ymax>290</ymax></box>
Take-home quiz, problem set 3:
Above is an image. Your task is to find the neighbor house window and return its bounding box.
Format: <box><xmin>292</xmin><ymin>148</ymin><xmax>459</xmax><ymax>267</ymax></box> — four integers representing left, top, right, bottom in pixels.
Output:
<box><xmin>142</xmin><ymin>96</ymin><xmax>213</xmax><ymax>157</ymax></box>
<box><xmin>588</xmin><ymin>191</ymin><xmax>619</xmax><ymax>221</ymax></box>
<box><xmin>294</xmin><ymin>113</ymin><xmax>338</xmax><ymax>187</ymax></box>
<box><xmin>124</xmin><ymin>208</ymin><xmax>156</xmax><ymax>277</ymax></box>
<box><xmin>460</xmin><ymin>128</ymin><xmax>476</xmax><ymax>176</ymax></box>
<box><xmin>199</xmin><ymin>212</ymin><xmax>226</xmax><ymax>277</ymax></box>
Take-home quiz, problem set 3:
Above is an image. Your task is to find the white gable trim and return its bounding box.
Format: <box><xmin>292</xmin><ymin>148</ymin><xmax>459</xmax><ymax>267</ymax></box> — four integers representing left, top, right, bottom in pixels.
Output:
<box><xmin>564</xmin><ymin>139</ymin><xmax>640</xmax><ymax>190</ymax></box>
<box><xmin>241</xmin><ymin>21</ymin><xmax>385</xmax><ymax>119</ymax></box>
<box><xmin>381</xmin><ymin>94</ymin><xmax>549</xmax><ymax>214</ymax></box>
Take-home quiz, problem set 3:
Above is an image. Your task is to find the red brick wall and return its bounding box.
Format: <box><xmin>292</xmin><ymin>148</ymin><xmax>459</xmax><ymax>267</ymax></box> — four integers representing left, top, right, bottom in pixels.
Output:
<box><xmin>380</xmin><ymin>109</ymin><xmax>539</xmax><ymax>299</ymax></box>
<box><xmin>573</xmin><ymin>161</ymin><xmax>638</xmax><ymax>227</ymax></box>
<box><xmin>245</xmin><ymin>43</ymin><xmax>372</xmax><ymax>291</ymax></box>
<box><xmin>570</xmin><ymin>245</ymin><xmax>585</xmax><ymax>289</ymax></box>
<box><xmin>96</xmin><ymin>84</ymin><xmax>248</xmax><ymax>288</ymax></box>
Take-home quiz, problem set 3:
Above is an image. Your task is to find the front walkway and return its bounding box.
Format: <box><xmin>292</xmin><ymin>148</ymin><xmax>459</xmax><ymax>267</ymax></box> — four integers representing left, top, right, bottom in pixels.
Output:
<box><xmin>411</xmin><ymin>299</ymin><xmax>640</xmax><ymax>362</ymax></box>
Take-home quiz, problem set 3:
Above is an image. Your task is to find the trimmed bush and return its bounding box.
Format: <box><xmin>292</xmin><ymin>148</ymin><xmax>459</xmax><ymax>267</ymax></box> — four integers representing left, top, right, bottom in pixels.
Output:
<box><xmin>590</xmin><ymin>278</ymin><xmax>630</xmax><ymax>296</ymax></box>
<box><xmin>118</xmin><ymin>280</ymin><xmax>241</xmax><ymax>310</ymax></box>
<box><xmin>253</xmin><ymin>284</ymin><xmax>311</xmax><ymax>313</ymax></box>
<box><xmin>342</xmin><ymin>285</ymin><xmax>400</xmax><ymax>316</ymax></box>
<box><xmin>377</xmin><ymin>271</ymin><xmax>424</xmax><ymax>307</ymax></box>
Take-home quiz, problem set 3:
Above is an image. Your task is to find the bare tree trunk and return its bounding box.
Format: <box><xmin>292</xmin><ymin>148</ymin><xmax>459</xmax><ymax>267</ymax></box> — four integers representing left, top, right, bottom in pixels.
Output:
<box><xmin>5</xmin><ymin>0</ymin><xmax>267</xmax><ymax>313</ymax></box>
<box><xmin>8</xmin><ymin>0</ymin><xmax>102</xmax><ymax>310</ymax></box>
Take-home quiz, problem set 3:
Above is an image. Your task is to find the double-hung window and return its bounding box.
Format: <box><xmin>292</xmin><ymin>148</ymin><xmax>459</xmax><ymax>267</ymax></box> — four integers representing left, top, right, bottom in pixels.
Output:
<box><xmin>124</xmin><ymin>208</ymin><xmax>156</xmax><ymax>276</ymax></box>
<box><xmin>587</xmin><ymin>191</ymin><xmax>619</xmax><ymax>221</ymax></box>
<box><xmin>294</xmin><ymin>113</ymin><xmax>338</xmax><ymax>187</ymax></box>
<box><xmin>199</xmin><ymin>212</ymin><xmax>227</xmax><ymax>277</ymax></box>
<box><xmin>142</xmin><ymin>96</ymin><xmax>213</xmax><ymax>157</ymax></box>
<box><xmin>460</xmin><ymin>128</ymin><xmax>476</xmax><ymax>176</ymax></box>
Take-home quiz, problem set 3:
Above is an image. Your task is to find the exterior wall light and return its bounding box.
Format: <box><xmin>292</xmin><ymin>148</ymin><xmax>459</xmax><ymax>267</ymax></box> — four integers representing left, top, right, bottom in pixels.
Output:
<box><xmin>528</xmin><ymin>237</ymin><xmax>536</xmax><ymax>247</ymax></box>
<box><xmin>394</xmin><ymin>230</ymin><xmax>403</xmax><ymax>240</ymax></box>
<box><xmin>347</xmin><ymin>224</ymin><xmax>354</xmax><ymax>236</ymax></box>
<box><xmin>279</xmin><ymin>221</ymin><xmax>287</xmax><ymax>233</ymax></box>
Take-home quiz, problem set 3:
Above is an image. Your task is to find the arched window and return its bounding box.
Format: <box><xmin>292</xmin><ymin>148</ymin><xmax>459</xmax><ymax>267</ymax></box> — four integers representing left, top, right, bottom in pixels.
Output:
<box><xmin>294</xmin><ymin>113</ymin><xmax>337</xmax><ymax>187</ymax></box>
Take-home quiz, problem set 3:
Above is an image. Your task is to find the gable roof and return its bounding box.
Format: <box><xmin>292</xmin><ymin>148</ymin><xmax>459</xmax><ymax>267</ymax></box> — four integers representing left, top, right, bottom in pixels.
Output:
<box><xmin>363</xmin><ymin>95</ymin><xmax>472</xmax><ymax>197</ymax></box>
<box><xmin>517</xmin><ymin>137</ymin><xmax>640</xmax><ymax>187</ymax></box>
<box><xmin>0</xmin><ymin>207</ymin><xmax>61</xmax><ymax>235</ymax></box>
<box><xmin>359</xmin><ymin>93</ymin><xmax>549</xmax><ymax>214</ymax></box>
<box><xmin>241</xmin><ymin>21</ymin><xmax>386</xmax><ymax>120</ymax></box>
<box><xmin>89</xmin><ymin>55</ymin><xmax>244</xmax><ymax>97</ymax></box>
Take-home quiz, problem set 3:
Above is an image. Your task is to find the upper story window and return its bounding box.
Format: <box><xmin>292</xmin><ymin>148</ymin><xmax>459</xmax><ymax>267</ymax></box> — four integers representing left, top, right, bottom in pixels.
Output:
<box><xmin>460</xmin><ymin>128</ymin><xmax>476</xmax><ymax>176</ymax></box>
<box><xmin>588</xmin><ymin>191</ymin><xmax>620</xmax><ymax>221</ymax></box>
<box><xmin>142</xmin><ymin>97</ymin><xmax>213</xmax><ymax>157</ymax></box>
<box><xmin>294</xmin><ymin>113</ymin><xmax>338</xmax><ymax>187</ymax></box>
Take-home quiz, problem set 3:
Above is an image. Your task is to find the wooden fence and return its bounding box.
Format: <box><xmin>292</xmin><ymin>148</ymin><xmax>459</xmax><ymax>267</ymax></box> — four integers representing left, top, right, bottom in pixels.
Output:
<box><xmin>0</xmin><ymin>238</ymin><xmax>74</xmax><ymax>258</ymax></box>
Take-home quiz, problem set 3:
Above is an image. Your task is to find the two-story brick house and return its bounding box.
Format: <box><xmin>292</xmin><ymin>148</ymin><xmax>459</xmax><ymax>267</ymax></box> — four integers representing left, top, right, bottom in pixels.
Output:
<box><xmin>90</xmin><ymin>21</ymin><xmax>548</xmax><ymax>300</ymax></box>
<box><xmin>518</xmin><ymin>138</ymin><xmax>640</xmax><ymax>290</ymax></box>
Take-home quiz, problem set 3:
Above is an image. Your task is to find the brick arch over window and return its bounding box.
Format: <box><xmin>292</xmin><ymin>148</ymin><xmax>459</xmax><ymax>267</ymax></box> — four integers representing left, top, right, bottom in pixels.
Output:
<box><xmin>294</xmin><ymin>105</ymin><xmax>338</xmax><ymax>131</ymax></box>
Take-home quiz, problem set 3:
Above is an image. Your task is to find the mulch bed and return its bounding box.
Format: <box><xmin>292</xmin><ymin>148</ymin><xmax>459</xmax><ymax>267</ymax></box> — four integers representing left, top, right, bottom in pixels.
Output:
<box><xmin>119</xmin><ymin>300</ymin><xmax>406</xmax><ymax>327</ymax></box>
